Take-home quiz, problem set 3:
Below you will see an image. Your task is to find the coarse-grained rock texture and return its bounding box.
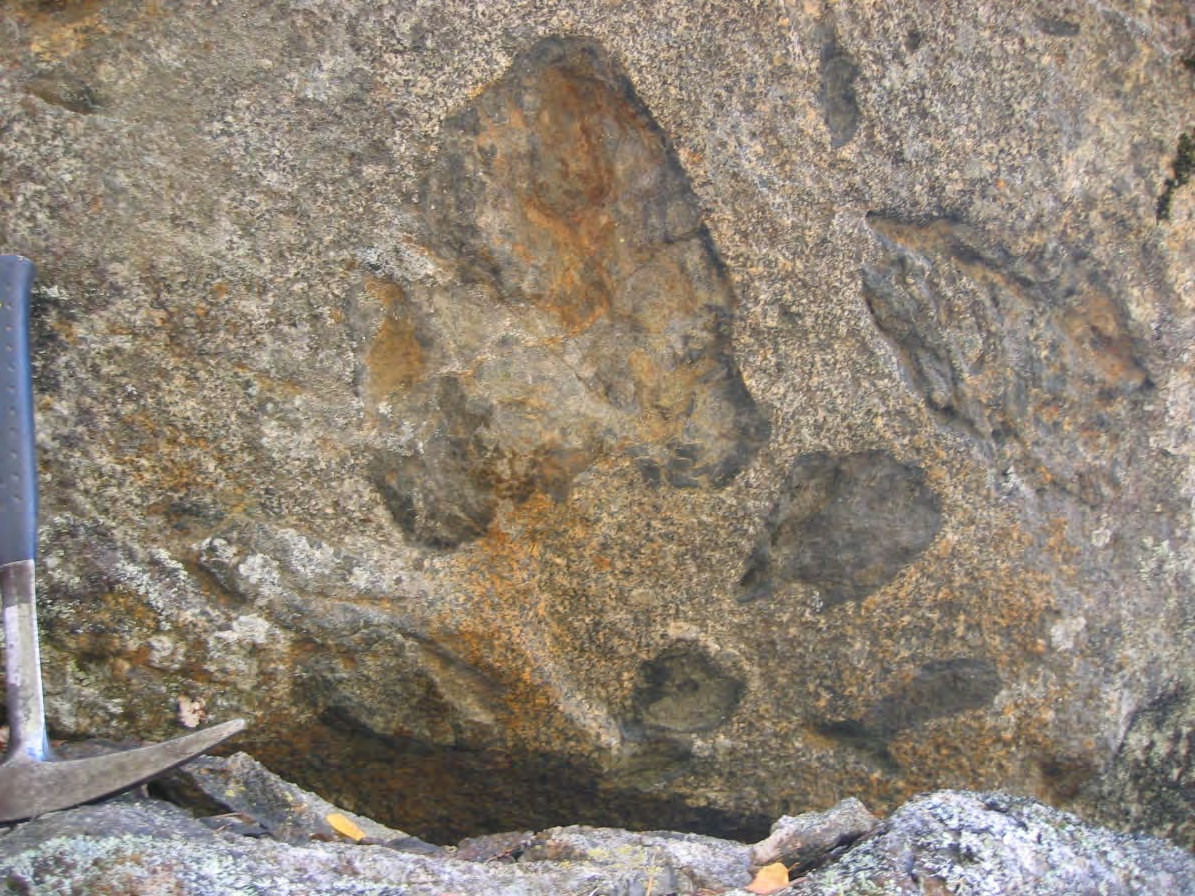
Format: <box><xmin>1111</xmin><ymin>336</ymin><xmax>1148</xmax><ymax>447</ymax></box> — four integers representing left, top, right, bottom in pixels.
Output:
<box><xmin>0</xmin><ymin>0</ymin><xmax>1193</xmax><ymax>848</ymax></box>
<box><xmin>784</xmin><ymin>790</ymin><xmax>1195</xmax><ymax>896</ymax></box>
<box><xmin>1</xmin><ymin>755</ymin><xmax>1193</xmax><ymax>896</ymax></box>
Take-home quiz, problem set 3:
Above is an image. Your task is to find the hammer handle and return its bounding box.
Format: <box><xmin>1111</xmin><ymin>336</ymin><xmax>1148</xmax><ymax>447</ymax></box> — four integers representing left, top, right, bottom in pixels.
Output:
<box><xmin>0</xmin><ymin>256</ymin><xmax>37</xmax><ymax>566</ymax></box>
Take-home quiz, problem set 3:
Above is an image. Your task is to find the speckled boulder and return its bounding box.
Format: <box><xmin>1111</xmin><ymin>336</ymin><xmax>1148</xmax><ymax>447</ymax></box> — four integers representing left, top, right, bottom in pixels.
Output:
<box><xmin>787</xmin><ymin>790</ymin><xmax>1195</xmax><ymax>895</ymax></box>
<box><xmin>0</xmin><ymin>0</ymin><xmax>1192</xmax><ymax>846</ymax></box>
<box><xmin>1</xmin><ymin>779</ymin><xmax>1192</xmax><ymax>896</ymax></box>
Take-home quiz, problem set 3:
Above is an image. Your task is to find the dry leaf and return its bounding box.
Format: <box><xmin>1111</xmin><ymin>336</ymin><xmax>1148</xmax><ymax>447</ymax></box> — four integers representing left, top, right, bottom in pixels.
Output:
<box><xmin>746</xmin><ymin>861</ymin><xmax>790</xmax><ymax>895</ymax></box>
<box><xmin>326</xmin><ymin>812</ymin><xmax>366</xmax><ymax>842</ymax></box>
<box><xmin>177</xmin><ymin>694</ymin><xmax>206</xmax><ymax>729</ymax></box>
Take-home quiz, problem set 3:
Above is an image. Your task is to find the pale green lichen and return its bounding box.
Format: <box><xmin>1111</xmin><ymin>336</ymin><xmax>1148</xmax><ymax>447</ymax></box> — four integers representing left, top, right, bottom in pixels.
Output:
<box><xmin>0</xmin><ymin>830</ymin><xmax>414</xmax><ymax>896</ymax></box>
<box><xmin>787</xmin><ymin>791</ymin><xmax>1195</xmax><ymax>894</ymax></box>
<box><xmin>2</xmin><ymin>834</ymin><xmax>262</xmax><ymax>895</ymax></box>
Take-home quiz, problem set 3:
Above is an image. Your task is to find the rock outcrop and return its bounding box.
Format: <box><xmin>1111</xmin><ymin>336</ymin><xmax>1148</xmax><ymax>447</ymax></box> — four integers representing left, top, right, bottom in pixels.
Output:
<box><xmin>2</xmin><ymin>753</ymin><xmax>1193</xmax><ymax>895</ymax></box>
<box><xmin>0</xmin><ymin>0</ymin><xmax>1192</xmax><ymax>848</ymax></box>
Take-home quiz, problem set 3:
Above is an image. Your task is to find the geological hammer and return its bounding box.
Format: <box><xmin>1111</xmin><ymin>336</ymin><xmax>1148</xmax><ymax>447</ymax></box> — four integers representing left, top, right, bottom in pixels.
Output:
<box><xmin>0</xmin><ymin>255</ymin><xmax>244</xmax><ymax>822</ymax></box>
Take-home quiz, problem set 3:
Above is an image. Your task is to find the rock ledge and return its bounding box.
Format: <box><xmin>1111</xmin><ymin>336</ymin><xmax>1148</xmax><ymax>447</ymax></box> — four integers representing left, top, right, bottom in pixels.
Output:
<box><xmin>1</xmin><ymin>752</ymin><xmax>1192</xmax><ymax>895</ymax></box>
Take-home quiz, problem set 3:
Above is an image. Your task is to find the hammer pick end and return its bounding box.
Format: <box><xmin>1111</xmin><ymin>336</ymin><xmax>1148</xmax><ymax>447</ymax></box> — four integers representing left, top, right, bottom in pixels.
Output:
<box><xmin>0</xmin><ymin>717</ymin><xmax>246</xmax><ymax>823</ymax></box>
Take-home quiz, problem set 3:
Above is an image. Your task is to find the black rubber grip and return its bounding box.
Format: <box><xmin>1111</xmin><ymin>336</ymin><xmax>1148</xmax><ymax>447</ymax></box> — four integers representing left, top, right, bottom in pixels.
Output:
<box><xmin>0</xmin><ymin>255</ymin><xmax>37</xmax><ymax>565</ymax></box>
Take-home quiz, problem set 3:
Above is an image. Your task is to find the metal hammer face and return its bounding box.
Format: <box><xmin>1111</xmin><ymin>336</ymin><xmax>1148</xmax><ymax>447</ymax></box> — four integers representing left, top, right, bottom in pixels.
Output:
<box><xmin>0</xmin><ymin>255</ymin><xmax>245</xmax><ymax>822</ymax></box>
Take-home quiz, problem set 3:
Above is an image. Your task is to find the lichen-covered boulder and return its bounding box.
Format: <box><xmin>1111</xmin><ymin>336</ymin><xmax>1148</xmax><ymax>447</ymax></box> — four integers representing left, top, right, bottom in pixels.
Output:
<box><xmin>1</xmin><ymin>766</ymin><xmax>1192</xmax><ymax>896</ymax></box>
<box><xmin>788</xmin><ymin>790</ymin><xmax>1195</xmax><ymax>895</ymax></box>
<box><xmin>0</xmin><ymin>0</ymin><xmax>1191</xmax><ymax>845</ymax></box>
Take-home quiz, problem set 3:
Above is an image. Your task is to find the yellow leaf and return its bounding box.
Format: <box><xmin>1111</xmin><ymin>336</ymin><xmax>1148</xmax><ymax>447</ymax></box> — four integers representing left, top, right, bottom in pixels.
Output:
<box><xmin>326</xmin><ymin>812</ymin><xmax>366</xmax><ymax>842</ymax></box>
<box><xmin>747</xmin><ymin>861</ymin><xmax>790</xmax><ymax>895</ymax></box>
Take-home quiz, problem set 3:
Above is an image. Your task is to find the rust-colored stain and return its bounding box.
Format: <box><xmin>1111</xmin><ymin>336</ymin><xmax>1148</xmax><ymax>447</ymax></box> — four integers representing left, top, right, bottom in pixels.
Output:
<box><xmin>447</xmin><ymin>494</ymin><xmax>588</xmax><ymax>747</ymax></box>
<box><xmin>9</xmin><ymin>0</ymin><xmax>123</xmax><ymax>61</ymax></box>
<box><xmin>370</xmin><ymin>36</ymin><xmax>768</xmax><ymax>550</ymax></box>
<box><xmin>362</xmin><ymin>276</ymin><xmax>427</xmax><ymax>407</ymax></box>
<box><xmin>465</xmin><ymin>68</ymin><xmax>632</xmax><ymax>334</ymax></box>
<box><xmin>366</xmin><ymin>315</ymin><xmax>425</xmax><ymax>401</ymax></box>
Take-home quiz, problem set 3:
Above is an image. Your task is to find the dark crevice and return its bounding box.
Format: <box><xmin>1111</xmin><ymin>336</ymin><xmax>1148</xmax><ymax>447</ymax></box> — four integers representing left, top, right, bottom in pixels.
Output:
<box><xmin>240</xmin><ymin>710</ymin><xmax>772</xmax><ymax>845</ymax></box>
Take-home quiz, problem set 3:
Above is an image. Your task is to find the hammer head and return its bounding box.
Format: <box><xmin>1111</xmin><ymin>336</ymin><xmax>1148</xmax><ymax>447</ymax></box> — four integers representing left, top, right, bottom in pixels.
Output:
<box><xmin>0</xmin><ymin>718</ymin><xmax>245</xmax><ymax>822</ymax></box>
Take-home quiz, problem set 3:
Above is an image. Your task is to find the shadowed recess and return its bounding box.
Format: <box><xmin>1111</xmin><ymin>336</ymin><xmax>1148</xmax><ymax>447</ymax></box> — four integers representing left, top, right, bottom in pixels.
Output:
<box><xmin>238</xmin><ymin>708</ymin><xmax>772</xmax><ymax>845</ymax></box>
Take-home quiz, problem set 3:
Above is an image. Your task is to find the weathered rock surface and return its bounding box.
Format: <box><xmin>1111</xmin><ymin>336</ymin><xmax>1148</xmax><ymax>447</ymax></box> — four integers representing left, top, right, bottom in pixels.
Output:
<box><xmin>159</xmin><ymin>751</ymin><xmax>414</xmax><ymax>846</ymax></box>
<box><xmin>0</xmin><ymin>0</ymin><xmax>1193</xmax><ymax>848</ymax></box>
<box><xmin>0</xmin><ymin>754</ymin><xmax>1192</xmax><ymax>895</ymax></box>
<box><xmin>0</xmin><ymin>752</ymin><xmax>759</xmax><ymax>896</ymax></box>
<box><xmin>786</xmin><ymin>790</ymin><xmax>1195</xmax><ymax>895</ymax></box>
<box><xmin>749</xmin><ymin>797</ymin><xmax>878</xmax><ymax>872</ymax></box>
